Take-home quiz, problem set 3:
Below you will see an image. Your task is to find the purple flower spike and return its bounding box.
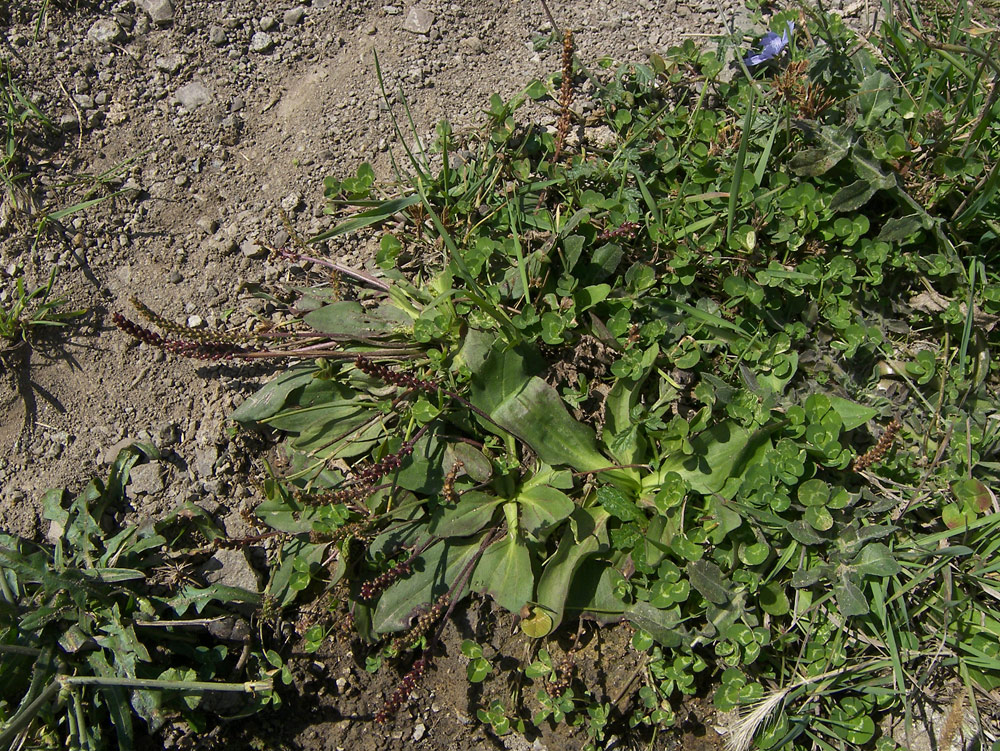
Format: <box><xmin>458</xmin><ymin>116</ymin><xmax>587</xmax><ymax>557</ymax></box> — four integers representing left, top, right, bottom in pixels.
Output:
<box><xmin>744</xmin><ymin>21</ymin><xmax>794</xmax><ymax>67</ymax></box>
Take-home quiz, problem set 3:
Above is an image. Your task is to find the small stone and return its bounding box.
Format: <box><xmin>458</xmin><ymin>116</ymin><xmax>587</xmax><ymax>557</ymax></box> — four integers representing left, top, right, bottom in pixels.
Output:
<box><xmin>241</xmin><ymin>238</ymin><xmax>266</xmax><ymax>258</ymax></box>
<box><xmin>156</xmin><ymin>421</ymin><xmax>181</xmax><ymax>446</ymax></box>
<box><xmin>209</xmin><ymin>25</ymin><xmax>227</xmax><ymax>45</ymax></box>
<box><xmin>249</xmin><ymin>31</ymin><xmax>274</xmax><ymax>53</ymax></box>
<box><xmin>154</xmin><ymin>53</ymin><xmax>184</xmax><ymax>74</ymax></box>
<box><xmin>196</xmin><ymin>216</ymin><xmax>218</xmax><ymax>234</ymax></box>
<box><xmin>130</xmin><ymin>462</ymin><xmax>165</xmax><ymax>495</ymax></box>
<box><xmin>283</xmin><ymin>7</ymin><xmax>305</xmax><ymax>25</ymax></box>
<box><xmin>260</xmin><ymin>15</ymin><xmax>277</xmax><ymax>31</ymax></box>
<box><xmin>411</xmin><ymin>724</ymin><xmax>426</xmax><ymax>742</ymax></box>
<box><xmin>280</xmin><ymin>192</ymin><xmax>302</xmax><ymax>212</ymax></box>
<box><xmin>199</xmin><ymin>548</ymin><xmax>260</xmax><ymax>592</ymax></box>
<box><xmin>95</xmin><ymin>91</ymin><xmax>110</xmax><ymax>105</ymax></box>
<box><xmin>194</xmin><ymin>444</ymin><xmax>219</xmax><ymax>477</ymax></box>
<box><xmin>168</xmin><ymin>270</ymin><xmax>183</xmax><ymax>283</ymax></box>
<box><xmin>88</xmin><ymin>18</ymin><xmax>125</xmax><ymax>44</ymax></box>
<box><xmin>460</xmin><ymin>36</ymin><xmax>484</xmax><ymax>54</ymax></box>
<box><xmin>187</xmin><ymin>314</ymin><xmax>204</xmax><ymax>328</ymax></box>
<box><xmin>174</xmin><ymin>174</ymin><xmax>188</xmax><ymax>187</ymax></box>
<box><xmin>175</xmin><ymin>81</ymin><xmax>211</xmax><ymax>109</ymax></box>
<box><xmin>73</xmin><ymin>94</ymin><xmax>95</xmax><ymax>110</ymax></box>
<box><xmin>384</xmin><ymin>5</ymin><xmax>401</xmax><ymax>14</ymax></box>
<box><xmin>402</xmin><ymin>7</ymin><xmax>434</xmax><ymax>34</ymax></box>
<box><xmin>364</xmin><ymin>22</ymin><xmax>378</xmax><ymax>35</ymax></box>
<box><xmin>140</xmin><ymin>0</ymin><xmax>174</xmax><ymax>25</ymax></box>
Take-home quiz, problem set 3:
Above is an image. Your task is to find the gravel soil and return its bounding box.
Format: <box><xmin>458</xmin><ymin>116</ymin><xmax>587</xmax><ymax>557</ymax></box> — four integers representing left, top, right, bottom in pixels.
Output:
<box><xmin>0</xmin><ymin>0</ymin><xmax>873</xmax><ymax>748</ymax></box>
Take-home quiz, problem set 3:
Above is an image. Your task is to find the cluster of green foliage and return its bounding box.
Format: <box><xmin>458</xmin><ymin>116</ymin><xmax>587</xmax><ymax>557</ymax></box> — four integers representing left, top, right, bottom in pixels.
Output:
<box><xmin>239</xmin><ymin>3</ymin><xmax>1000</xmax><ymax>748</ymax></box>
<box><xmin>5</xmin><ymin>0</ymin><xmax>1000</xmax><ymax>748</ymax></box>
<box><xmin>0</xmin><ymin>448</ymin><xmax>283</xmax><ymax>750</ymax></box>
<box><xmin>0</xmin><ymin>267</ymin><xmax>83</xmax><ymax>355</ymax></box>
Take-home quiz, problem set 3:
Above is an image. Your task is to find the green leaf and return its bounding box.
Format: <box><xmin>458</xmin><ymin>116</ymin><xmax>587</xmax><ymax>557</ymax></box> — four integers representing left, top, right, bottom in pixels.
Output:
<box><xmin>444</xmin><ymin>441</ymin><xmax>493</xmax><ymax>484</ymax></box>
<box><xmin>596</xmin><ymin>485</ymin><xmax>645</xmax><ymax>523</ymax></box>
<box><xmin>393</xmin><ymin>430</ymin><xmax>447</xmax><ymax>494</ymax></box>
<box><xmin>230</xmin><ymin>368</ymin><xmax>317</xmax><ymax>423</ymax></box>
<box><xmin>534</xmin><ymin>508</ymin><xmax>610</xmax><ymax>634</ymax></box>
<box><xmin>952</xmin><ymin>478</ymin><xmax>993</xmax><ymax>513</ymax></box>
<box><xmin>303</xmin><ymin>300</ymin><xmax>410</xmax><ymax>337</ymax></box>
<box><xmin>312</xmin><ymin>194</ymin><xmax>423</xmax><ymax>242</ymax></box>
<box><xmin>876</xmin><ymin>214</ymin><xmax>924</xmax><ymax>242</ymax></box>
<box><xmin>797</xmin><ymin>479</ymin><xmax>831</xmax><ymax>507</ymax></box>
<box><xmin>786</xmin><ymin>520</ymin><xmax>827</xmax><ymax>546</ymax></box>
<box><xmin>856</xmin><ymin>71</ymin><xmax>895</xmax><ymax>127</ymax></box>
<box><xmin>471</xmin><ymin>526</ymin><xmax>534</xmax><ymax>613</ymax></box>
<box><xmin>789</xmin><ymin>124</ymin><xmax>851</xmax><ymax>176</ymax></box>
<box><xmin>829</xmin><ymin>179</ymin><xmax>878</xmax><ymax>213</ymax></box>
<box><xmin>429</xmin><ymin>491</ymin><xmax>502</xmax><ymax>537</ymax></box>
<box><xmin>827</xmin><ymin>396</ymin><xmax>878</xmax><ymax>431</ymax></box>
<box><xmin>656</xmin><ymin>421</ymin><xmax>753</xmax><ymax>494</ymax></box>
<box><xmin>686</xmin><ymin>560</ymin><xmax>732</xmax><ymax>604</ymax></box>
<box><xmin>833</xmin><ymin>575</ymin><xmax>869</xmax><ymax>617</ymax></box>
<box><xmin>849</xmin><ymin>147</ymin><xmax>896</xmax><ymax>190</ymax></box>
<box><xmin>516</xmin><ymin>484</ymin><xmax>575</xmax><ymax>538</ymax></box>
<box><xmin>759</xmin><ymin>582</ymin><xmax>790</xmax><ymax>616</ymax></box>
<box><xmin>373</xmin><ymin>537</ymin><xmax>486</xmax><ymax>633</ymax></box>
<box><xmin>804</xmin><ymin>505</ymin><xmax>833</xmax><ymax>531</ymax></box>
<box><xmin>624</xmin><ymin>601</ymin><xmax>684</xmax><ymax>648</ymax></box>
<box><xmin>471</xmin><ymin>346</ymin><xmax>616</xmax><ymax>478</ymax></box>
<box><xmin>852</xmin><ymin>543</ymin><xmax>902</xmax><ymax>577</ymax></box>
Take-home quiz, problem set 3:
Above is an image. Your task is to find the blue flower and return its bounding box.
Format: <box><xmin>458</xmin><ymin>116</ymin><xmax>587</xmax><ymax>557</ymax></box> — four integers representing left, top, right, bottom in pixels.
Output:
<box><xmin>744</xmin><ymin>21</ymin><xmax>794</xmax><ymax>67</ymax></box>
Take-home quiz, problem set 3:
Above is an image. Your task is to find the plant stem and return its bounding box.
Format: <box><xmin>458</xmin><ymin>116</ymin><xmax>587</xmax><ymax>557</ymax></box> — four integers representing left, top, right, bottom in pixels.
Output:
<box><xmin>56</xmin><ymin>675</ymin><xmax>273</xmax><ymax>693</ymax></box>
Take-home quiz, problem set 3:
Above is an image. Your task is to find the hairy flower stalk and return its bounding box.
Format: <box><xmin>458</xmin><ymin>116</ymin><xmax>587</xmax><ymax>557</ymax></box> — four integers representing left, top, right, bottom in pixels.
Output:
<box><xmin>374</xmin><ymin>657</ymin><xmax>428</xmax><ymax>723</ymax></box>
<box><xmin>386</xmin><ymin>593</ymin><xmax>450</xmax><ymax>657</ymax></box>
<box><xmin>597</xmin><ymin>221</ymin><xmax>639</xmax><ymax>242</ymax></box>
<box><xmin>112</xmin><ymin>313</ymin><xmax>250</xmax><ymax>360</ymax></box>
<box><xmin>353</xmin><ymin>355</ymin><xmax>441</xmax><ymax>394</ymax></box>
<box><xmin>852</xmin><ymin>419</ymin><xmax>902</xmax><ymax>471</ymax></box>
<box><xmin>553</xmin><ymin>29</ymin><xmax>575</xmax><ymax>162</ymax></box>
<box><xmin>359</xmin><ymin>538</ymin><xmax>438</xmax><ymax>601</ymax></box>
<box><xmin>442</xmin><ymin>461</ymin><xmax>463</xmax><ymax>503</ymax></box>
<box><xmin>352</xmin><ymin>434</ymin><xmax>422</xmax><ymax>485</ymax></box>
<box><xmin>374</xmin><ymin>529</ymin><xmax>504</xmax><ymax>721</ymax></box>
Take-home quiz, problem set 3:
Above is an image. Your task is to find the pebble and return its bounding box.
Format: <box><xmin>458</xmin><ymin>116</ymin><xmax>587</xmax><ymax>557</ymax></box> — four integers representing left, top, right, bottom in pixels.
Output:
<box><xmin>130</xmin><ymin>462</ymin><xmax>165</xmax><ymax>495</ymax></box>
<box><xmin>283</xmin><ymin>7</ymin><xmax>305</xmax><ymax>26</ymax></box>
<box><xmin>260</xmin><ymin>15</ymin><xmax>277</xmax><ymax>31</ymax></box>
<box><xmin>187</xmin><ymin>314</ymin><xmax>204</xmax><ymax>328</ymax></box>
<box><xmin>156</xmin><ymin>421</ymin><xmax>181</xmax><ymax>447</ymax></box>
<box><xmin>402</xmin><ymin>7</ymin><xmax>434</xmax><ymax>34</ymax></box>
<box><xmin>240</xmin><ymin>238</ymin><xmax>267</xmax><ymax>258</ymax></box>
<box><xmin>249</xmin><ymin>32</ymin><xmax>274</xmax><ymax>53</ymax></box>
<box><xmin>168</xmin><ymin>270</ymin><xmax>183</xmax><ymax>283</ymax></box>
<box><xmin>280</xmin><ymin>192</ymin><xmax>302</xmax><ymax>212</ymax></box>
<box><xmin>154</xmin><ymin>53</ymin><xmax>184</xmax><ymax>74</ymax></box>
<box><xmin>412</xmin><ymin>724</ymin><xmax>426</xmax><ymax>742</ymax></box>
<box><xmin>175</xmin><ymin>81</ymin><xmax>211</xmax><ymax>109</ymax></box>
<box><xmin>140</xmin><ymin>0</ymin><xmax>175</xmax><ymax>26</ymax></box>
<box><xmin>195</xmin><ymin>444</ymin><xmax>219</xmax><ymax>476</ymax></box>
<box><xmin>209</xmin><ymin>26</ymin><xmax>227</xmax><ymax>46</ymax></box>
<box><xmin>199</xmin><ymin>548</ymin><xmax>260</xmax><ymax>592</ymax></box>
<box><xmin>88</xmin><ymin>18</ymin><xmax>125</xmax><ymax>44</ymax></box>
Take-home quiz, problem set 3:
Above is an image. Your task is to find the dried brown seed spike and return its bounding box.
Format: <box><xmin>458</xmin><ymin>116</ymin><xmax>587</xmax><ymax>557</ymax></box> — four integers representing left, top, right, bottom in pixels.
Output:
<box><xmin>553</xmin><ymin>29</ymin><xmax>575</xmax><ymax>162</ymax></box>
<box><xmin>852</xmin><ymin>419</ymin><xmax>902</xmax><ymax>471</ymax></box>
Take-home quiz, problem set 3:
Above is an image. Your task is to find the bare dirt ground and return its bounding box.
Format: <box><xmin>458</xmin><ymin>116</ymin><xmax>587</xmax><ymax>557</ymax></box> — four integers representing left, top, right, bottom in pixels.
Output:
<box><xmin>0</xmin><ymin>0</ymin><xmax>874</xmax><ymax>748</ymax></box>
